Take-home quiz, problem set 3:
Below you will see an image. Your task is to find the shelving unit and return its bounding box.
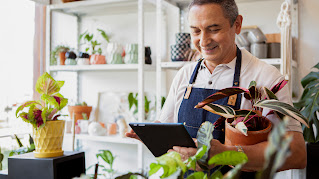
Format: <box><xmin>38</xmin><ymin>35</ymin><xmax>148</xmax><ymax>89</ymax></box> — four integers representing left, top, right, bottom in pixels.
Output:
<box><xmin>160</xmin><ymin>58</ymin><xmax>297</xmax><ymax>70</ymax></box>
<box><xmin>46</xmin><ymin>0</ymin><xmax>177</xmax><ymax>173</ymax></box>
<box><xmin>49</xmin><ymin>64</ymin><xmax>155</xmax><ymax>72</ymax></box>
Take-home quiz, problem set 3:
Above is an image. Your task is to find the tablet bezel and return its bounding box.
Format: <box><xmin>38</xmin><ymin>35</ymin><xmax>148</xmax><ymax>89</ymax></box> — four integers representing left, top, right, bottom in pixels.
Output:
<box><xmin>129</xmin><ymin>122</ymin><xmax>196</xmax><ymax>157</ymax></box>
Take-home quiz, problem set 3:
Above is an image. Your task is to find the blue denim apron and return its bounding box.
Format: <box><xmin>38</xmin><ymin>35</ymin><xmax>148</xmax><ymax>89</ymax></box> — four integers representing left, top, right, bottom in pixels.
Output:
<box><xmin>178</xmin><ymin>47</ymin><xmax>242</xmax><ymax>139</ymax></box>
<box><xmin>178</xmin><ymin>47</ymin><xmax>255</xmax><ymax>178</ymax></box>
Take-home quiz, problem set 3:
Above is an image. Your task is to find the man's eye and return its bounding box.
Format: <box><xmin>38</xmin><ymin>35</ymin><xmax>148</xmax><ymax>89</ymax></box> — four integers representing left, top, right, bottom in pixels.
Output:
<box><xmin>191</xmin><ymin>30</ymin><xmax>200</xmax><ymax>35</ymax></box>
<box><xmin>210</xmin><ymin>29</ymin><xmax>220</xmax><ymax>32</ymax></box>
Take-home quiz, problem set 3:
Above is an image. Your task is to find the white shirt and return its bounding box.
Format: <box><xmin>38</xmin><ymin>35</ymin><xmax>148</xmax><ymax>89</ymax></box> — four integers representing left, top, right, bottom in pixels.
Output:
<box><xmin>159</xmin><ymin>48</ymin><xmax>302</xmax><ymax>133</ymax></box>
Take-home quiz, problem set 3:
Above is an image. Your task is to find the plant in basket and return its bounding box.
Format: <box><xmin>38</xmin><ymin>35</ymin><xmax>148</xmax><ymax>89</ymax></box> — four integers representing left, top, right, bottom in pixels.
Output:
<box><xmin>195</xmin><ymin>80</ymin><xmax>309</xmax><ymax>146</ymax></box>
<box><xmin>15</xmin><ymin>72</ymin><xmax>68</xmax><ymax>158</ymax></box>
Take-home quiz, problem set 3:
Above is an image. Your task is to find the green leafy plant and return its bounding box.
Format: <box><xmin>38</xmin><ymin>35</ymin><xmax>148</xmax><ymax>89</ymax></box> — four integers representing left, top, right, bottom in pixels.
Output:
<box><xmin>50</xmin><ymin>45</ymin><xmax>70</xmax><ymax>65</ymax></box>
<box><xmin>294</xmin><ymin>62</ymin><xmax>319</xmax><ymax>143</ymax></box>
<box><xmin>116</xmin><ymin>119</ymin><xmax>293</xmax><ymax>179</ymax></box>
<box><xmin>195</xmin><ymin>80</ymin><xmax>309</xmax><ymax>136</ymax></box>
<box><xmin>87</xmin><ymin>150</ymin><xmax>116</xmax><ymax>179</ymax></box>
<box><xmin>9</xmin><ymin>134</ymin><xmax>35</xmax><ymax>157</ymax></box>
<box><xmin>78</xmin><ymin>29</ymin><xmax>110</xmax><ymax>55</ymax></box>
<box><xmin>128</xmin><ymin>93</ymin><xmax>166</xmax><ymax>120</ymax></box>
<box><xmin>15</xmin><ymin>72</ymin><xmax>68</xmax><ymax>129</ymax></box>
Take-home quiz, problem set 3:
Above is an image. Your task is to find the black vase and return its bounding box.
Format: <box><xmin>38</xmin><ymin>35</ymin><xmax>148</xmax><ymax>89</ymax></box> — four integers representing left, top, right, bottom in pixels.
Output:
<box><xmin>307</xmin><ymin>142</ymin><xmax>319</xmax><ymax>179</ymax></box>
<box><xmin>145</xmin><ymin>46</ymin><xmax>152</xmax><ymax>65</ymax></box>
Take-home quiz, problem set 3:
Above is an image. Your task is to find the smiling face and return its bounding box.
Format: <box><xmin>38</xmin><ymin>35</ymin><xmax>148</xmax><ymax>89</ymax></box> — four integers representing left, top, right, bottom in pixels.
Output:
<box><xmin>189</xmin><ymin>3</ymin><xmax>242</xmax><ymax>66</ymax></box>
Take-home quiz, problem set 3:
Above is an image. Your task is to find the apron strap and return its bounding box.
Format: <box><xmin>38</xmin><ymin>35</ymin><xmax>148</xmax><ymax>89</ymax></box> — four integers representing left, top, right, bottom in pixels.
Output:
<box><xmin>189</xmin><ymin>58</ymin><xmax>204</xmax><ymax>84</ymax></box>
<box><xmin>233</xmin><ymin>46</ymin><xmax>242</xmax><ymax>87</ymax></box>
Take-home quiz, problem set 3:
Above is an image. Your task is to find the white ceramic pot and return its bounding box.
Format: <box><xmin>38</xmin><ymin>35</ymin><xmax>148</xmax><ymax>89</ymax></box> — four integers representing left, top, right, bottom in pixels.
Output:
<box><xmin>77</xmin><ymin>58</ymin><xmax>90</xmax><ymax>65</ymax></box>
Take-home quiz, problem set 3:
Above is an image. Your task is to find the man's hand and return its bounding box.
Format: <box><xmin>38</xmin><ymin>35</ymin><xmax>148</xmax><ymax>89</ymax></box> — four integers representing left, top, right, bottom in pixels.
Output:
<box><xmin>125</xmin><ymin>120</ymin><xmax>161</xmax><ymax>142</ymax></box>
<box><xmin>168</xmin><ymin>146</ymin><xmax>197</xmax><ymax>161</ymax></box>
<box><xmin>125</xmin><ymin>129</ymin><xmax>141</xmax><ymax>142</ymax></box>
<box><xmin>208</xmin><ymin>139</ymin><xmax>226</xmax><ymax>159</ymax></box>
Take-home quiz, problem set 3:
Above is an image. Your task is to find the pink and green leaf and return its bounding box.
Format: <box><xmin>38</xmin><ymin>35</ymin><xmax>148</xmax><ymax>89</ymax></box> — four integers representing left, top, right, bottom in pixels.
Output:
<box><xmin>196</xmin><ymin>87</ymin><xmax>250</xmax><ymax>108</ymax></box>
<box><xmin>254</xmin><ymin>99</ymin><xmax>309</xmax><ymax>128</ymax></box>
<box><xmin>245</xmin><ymin>81</ymin><xmax>257</xmax><ymax>100</ymax></box>
<box><xmin>41</xmin><ymin>94</ymin><xmax>59</xmax><ymax>109</ymax></box>
<box><xmin>36</xmin><ymin>72</ymin><xmax>63</xmax><ymax>96</ymax></box>
<box><xmin>263</xmin><ymin>87</ymin><xmax>278</xmax><ymax>100</ymax></box>
<box><xmin>270</xmin><ymin>80</ymin><xmax>288</xmax><ymax>94</ymax></box>
<box><xmin>16</xmin><ymin>101</ymin><xmax>41</xmax><ymax>117</ymax></box>
<box><xmin>202</xmin><ymin>104</ymin><xmax>236</xmax><ymax>118</ymax></box>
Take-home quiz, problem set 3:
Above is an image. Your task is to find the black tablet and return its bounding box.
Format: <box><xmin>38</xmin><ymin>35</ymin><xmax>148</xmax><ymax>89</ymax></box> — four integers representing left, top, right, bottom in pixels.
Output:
<box><xmin>129</xmin><ymin>123</ymin><xmax>196</xmax><ymax>157</ymax></box>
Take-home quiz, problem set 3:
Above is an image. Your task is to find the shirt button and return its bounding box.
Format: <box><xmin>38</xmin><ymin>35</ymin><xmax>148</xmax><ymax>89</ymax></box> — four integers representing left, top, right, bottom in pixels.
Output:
<box><xmin>208</xmin><ymin>81</ymin><xmax>212</xmax><ymax>85</ymax></box>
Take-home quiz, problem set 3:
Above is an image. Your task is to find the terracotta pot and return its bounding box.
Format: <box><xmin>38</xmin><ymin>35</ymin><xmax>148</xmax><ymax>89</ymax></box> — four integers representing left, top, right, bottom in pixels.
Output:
<box><xmin>59</xmin><ymin>51</ymin><xmax>66</xmax><ymax>65</ymax></box>
<box><xmin>90</xmin><ymin>54</ymin><xmax>106</xmax><ymax>64</ymax></box>
<box><xmin>33</xmin><ymin>120</ymin><xmax>65</xmax><ymax>158</ymax></box>
<box><xmin>225</xmin><ymin>118</ymin><xmax>272</xmax><ymax>146</ymax></box>
<box><xmin>68</xmin><ymin>106</ymin><xmax>92</xmax><ymax>124</ymax></box>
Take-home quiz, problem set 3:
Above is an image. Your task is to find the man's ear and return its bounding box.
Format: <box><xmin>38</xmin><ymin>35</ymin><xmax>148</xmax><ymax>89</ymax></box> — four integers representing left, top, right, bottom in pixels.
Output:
<box><xmin>234</xmin><ymin>15</ymin><xmax>243</xmax><ymax>35</ymax></box>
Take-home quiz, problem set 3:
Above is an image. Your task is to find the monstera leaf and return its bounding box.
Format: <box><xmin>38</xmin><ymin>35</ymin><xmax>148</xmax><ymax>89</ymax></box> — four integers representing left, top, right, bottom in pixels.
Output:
<box><xmin>35</xmin><ymin>72</ymin><xmax>64</xmax><ymax>96</ymax></box>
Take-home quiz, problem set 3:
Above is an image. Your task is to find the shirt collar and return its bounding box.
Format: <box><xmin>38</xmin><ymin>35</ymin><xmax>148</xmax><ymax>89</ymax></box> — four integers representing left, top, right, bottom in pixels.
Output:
<box><xmin>200</xmin><ymin>56</ymin><xmax>237</xmax><ymax>70</ymax></box>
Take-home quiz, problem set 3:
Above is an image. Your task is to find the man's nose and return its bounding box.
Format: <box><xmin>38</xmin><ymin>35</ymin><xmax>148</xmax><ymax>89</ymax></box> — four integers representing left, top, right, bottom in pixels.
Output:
<box><xmin>200</xmin><ymin>32</ymin><xmax>211</xmax><ymax>48</ymax></box>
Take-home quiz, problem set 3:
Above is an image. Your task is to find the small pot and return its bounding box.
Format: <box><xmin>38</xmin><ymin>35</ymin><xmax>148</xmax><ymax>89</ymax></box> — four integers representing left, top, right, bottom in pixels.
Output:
<box><xmin>68</xmin><ymin>106</ymin><xmax>92</xmax><ymax>124</ymax></box>
<box><xmin>59</xmin><ymin>52</ymin><xmax>66</xmax><ymax>65</ymax></box>
<box><xmin>225</xmin><ymin>118</ymin><xmax>272</xmax><ymax>146</ymax></box>
<box><xmin>90</xmin><ymin>54</ymin><xmax>106</xmax><ymax>64</ymax></box>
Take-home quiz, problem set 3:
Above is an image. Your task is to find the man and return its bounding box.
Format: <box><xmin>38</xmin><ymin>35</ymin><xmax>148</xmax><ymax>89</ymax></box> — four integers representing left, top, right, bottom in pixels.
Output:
<box><xmin>127</xmin><ymin>0</ymin><xmax>306</xmax><ymax>174</ymax></box>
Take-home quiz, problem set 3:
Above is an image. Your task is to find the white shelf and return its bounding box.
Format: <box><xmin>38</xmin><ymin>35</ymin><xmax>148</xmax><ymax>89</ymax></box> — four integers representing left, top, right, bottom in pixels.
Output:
<box><xmin>161</xmin><ymin>58</ymin><xmax>296</xmax><ymax>70</ymax></box>
<box><xmin>49</xmin><ymin>64</ymin><xmax>155</xmax><ymax>72</ymax></box>
<box><xmin>49</xmin><ymin>0</ymin><xmax>167</xmax><ymax>16</ymax></box>
<box><xmin>68</xmin><ymin>133</ymin><xmax>139</xmax><ymax>145</ymax></box>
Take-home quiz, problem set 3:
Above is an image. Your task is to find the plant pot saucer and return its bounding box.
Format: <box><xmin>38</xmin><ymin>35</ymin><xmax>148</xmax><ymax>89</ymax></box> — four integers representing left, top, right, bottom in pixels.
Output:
<box><xmin>33</xmin><ymin>150</ymin><xmax>64</xmax><ymax>158</ymax></box>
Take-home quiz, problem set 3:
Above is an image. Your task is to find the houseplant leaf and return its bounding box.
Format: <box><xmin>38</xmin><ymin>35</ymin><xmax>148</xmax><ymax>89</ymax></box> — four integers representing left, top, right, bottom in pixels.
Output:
<box><xmin>209</xmin><ymin>170</ymin><xmax>223</xmax><ymax>179</ymax></box>
<box><xmin>301</xmin><ymin>71</ymin><xmax>319</xmax><ymax>88</ymax></box>
<box><xmin>16</xmin><ymin>101</ymin><xmax>41</xmax><ymax>117</ymax></box>
<box><xmin>270</xmin><ymin>80</ymin><xmax>288</xmax><ymax>94</ymax></box>
<box><xmin>35</xmin><ymin>72</ymin><xmax>62</xmax><ymax>96</ymax></box>
<box><xmin>197</xmin><ymin>122</ymin><xmax>214</xmax><ymax>168</ymax></box>
<box><xmin>201</xmin><ymin>104</ymin><xmax>236</xmax><ymax>119</ymax></box>
<box><xmin>195</xmin><ymin>87</ymin><xmax>250</xmax><ymax>108</ymax></box>
<box><xmin>41</xmin><ymin>94</ymin><xmax>59</xmax><ymax>109</ymax></box>
<box><xmin>254</xmin><ymin>99</ymin><xmax>309</xmax><ymax>127</ymax></box>
<box><xmin>223</xmin><ymin>163</ymin><xmax>245</xmax><ymax>179</ymax></box>
<box><xmin>186</xmin><ymin>172</ymin><xmax>207</xmax><ymax>179</ymax></box>
<box><xmin>97</xmin><ymin>28</ymin><xmax>110</xmax><ymax>42</ymax></box>
<box><xmin>155</xmin><ymin>151</ymin><xmax>185</xmax><ymax>178</ymax></box>
<box><xmin>208</xmin><ymin>151</ymin><xmax>248</xmax><ymax>166</ymax></box>
<box><xmin>246</xmin><ymin>80</ymin><xmax>257</xmax><ymax>100</ymax></box>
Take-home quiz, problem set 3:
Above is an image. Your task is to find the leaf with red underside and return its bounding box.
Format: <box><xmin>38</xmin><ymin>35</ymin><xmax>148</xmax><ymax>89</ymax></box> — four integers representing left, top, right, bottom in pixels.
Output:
<box><xmin>270</xmin><ymin>80</ymin><xmax>288</xmax><ymax>94</ymax></box>
<box><xmin>245</xmin><ymin>81</ymin><xmax>257</xmax><ymax>100</ymax></box>
<box><xmin>195</xmin><ymin>87</ymin><xmax>250</xmax><ymax>108</ymax></box>
<box><xmin>214</xmin><ymin>116</ymin><xmax>226</xmax><ymax>128</ymax></box>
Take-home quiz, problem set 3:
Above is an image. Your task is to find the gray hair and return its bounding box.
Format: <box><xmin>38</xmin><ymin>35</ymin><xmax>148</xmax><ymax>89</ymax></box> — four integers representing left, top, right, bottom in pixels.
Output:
<box><xmin>188</xmin><ymin>0</ymin><xmax>239</xmax><ymax>26</ymax></box>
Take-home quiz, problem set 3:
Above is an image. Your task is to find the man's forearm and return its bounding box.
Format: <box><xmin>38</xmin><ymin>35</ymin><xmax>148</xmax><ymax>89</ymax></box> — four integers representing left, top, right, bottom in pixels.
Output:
<box><xmin>221</xmin><ymin>131</ymin><xmax>306</xmax><ymax>171</ymax></box>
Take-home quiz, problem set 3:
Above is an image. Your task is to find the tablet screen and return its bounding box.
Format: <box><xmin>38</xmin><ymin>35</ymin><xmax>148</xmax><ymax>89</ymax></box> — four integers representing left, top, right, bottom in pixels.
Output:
<box><xmin>129</xmin><ymin>123</ymin><xmax>196</xmax><ymax>157</ymax></box>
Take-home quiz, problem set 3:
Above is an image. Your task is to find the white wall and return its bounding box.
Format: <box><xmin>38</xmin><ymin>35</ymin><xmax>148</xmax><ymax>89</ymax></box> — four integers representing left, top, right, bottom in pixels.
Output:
<box><xmin>298</xmin><ymin>0</ymin><xmax>319</xmax><ymax>89</ymax></box>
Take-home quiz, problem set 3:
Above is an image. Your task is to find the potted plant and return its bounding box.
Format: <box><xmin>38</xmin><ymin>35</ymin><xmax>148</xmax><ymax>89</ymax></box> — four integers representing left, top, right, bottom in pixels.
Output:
<box><xmin>78</xmin><ymin>29</ymin><xmax>110</xmax><ymax>65</ymax></box>
<box><xmin>68</xmin><ymin>101</ymin><xmax>92</xmax><ymax>124</ymax></box>
<box><xmin>50</xmin><ymin>45</ymin><xmax>70</xmax><ymax>65</ymax></box>
<box><xmin>294</xmin><ymin>62</ymin><xmax>319</xmax><ymax>178</ymax></box>
<box><xmin>128</xmin><ymin>92</ymin><xmax>166</xmax><ymax>121</ymax></box>
<box><xmin>15</xmin><ymin>72</ymin><xmax>68</xmax><ymax>158</ymax></box>
<box><xmin>195</xmin><ymin>80</ymin><xmax>309</xmax><ymax>146</ymax></box>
